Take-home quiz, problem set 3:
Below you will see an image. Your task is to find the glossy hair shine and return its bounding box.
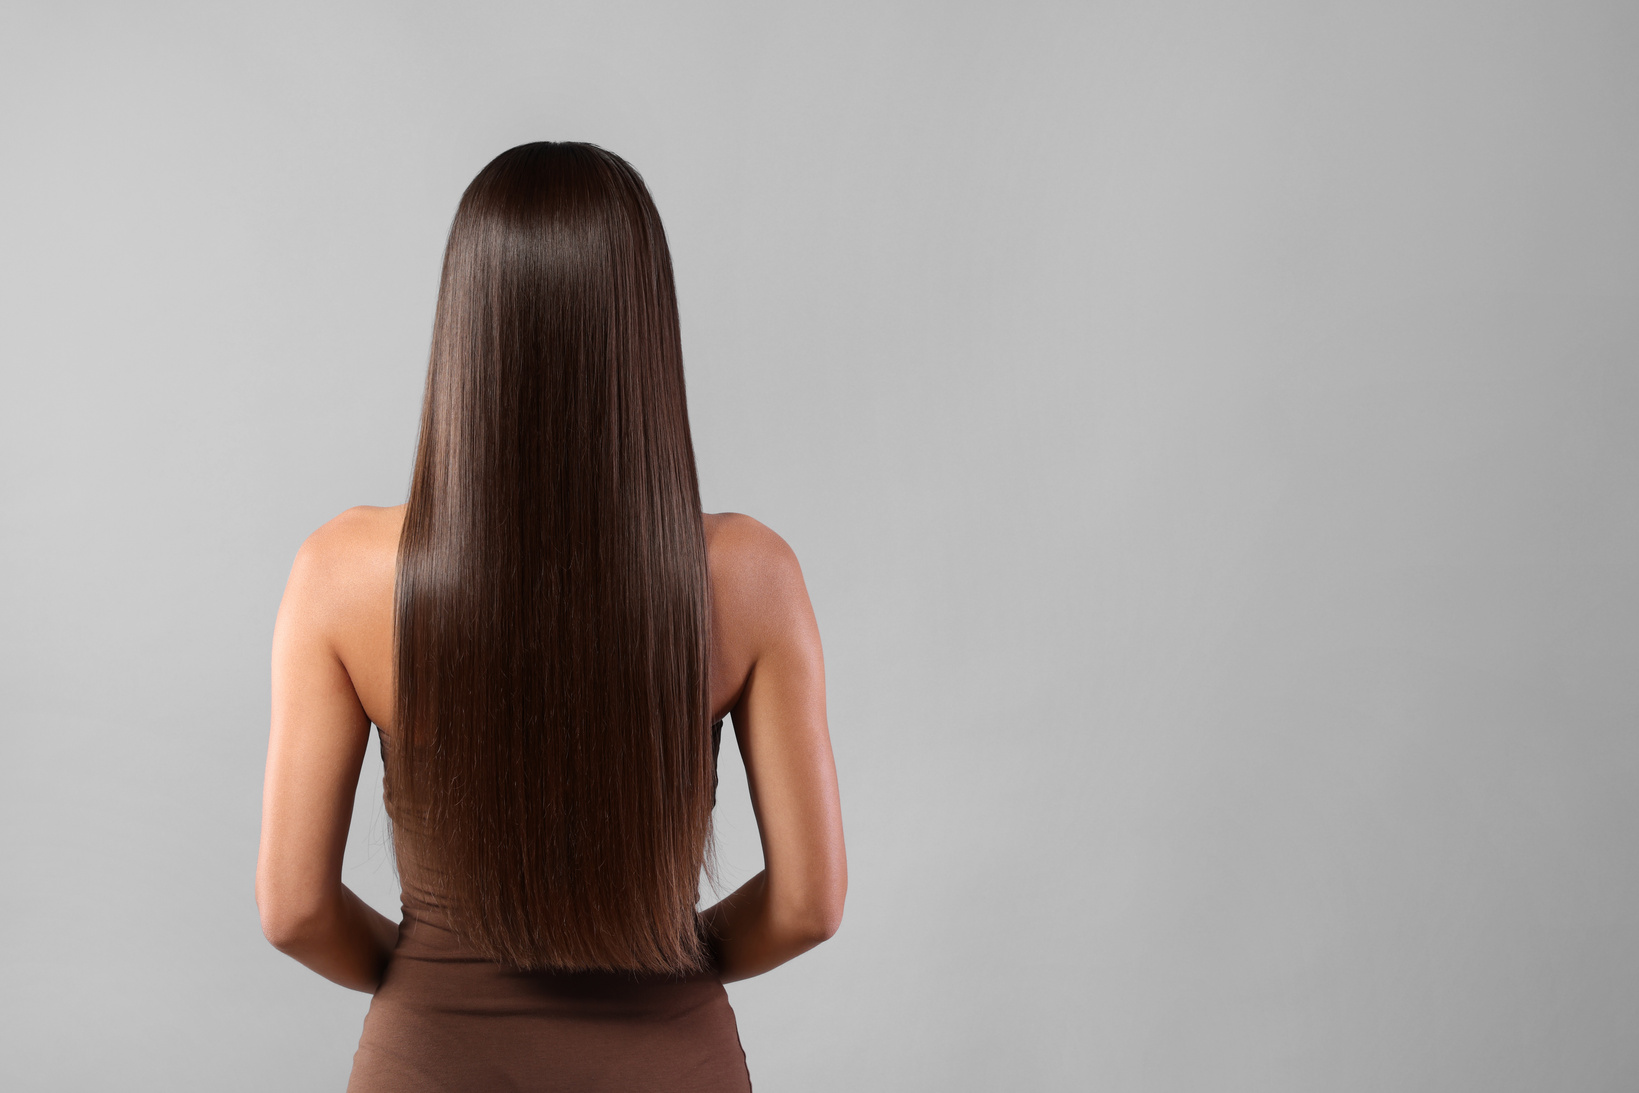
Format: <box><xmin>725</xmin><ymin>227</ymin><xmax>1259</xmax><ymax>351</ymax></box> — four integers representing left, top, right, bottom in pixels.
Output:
<box><xmin>389</xmin><ymin>142</ymin><xmax>715</xmax><ymax>974</ymax></box>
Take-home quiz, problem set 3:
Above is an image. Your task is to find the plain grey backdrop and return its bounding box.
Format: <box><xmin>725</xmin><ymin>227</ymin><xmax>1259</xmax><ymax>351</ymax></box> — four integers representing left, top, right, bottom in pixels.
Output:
<box><xmin>2</xmin><ymin>1</ymin><xmax>1636</xmax><ymax>1089</ymax></box>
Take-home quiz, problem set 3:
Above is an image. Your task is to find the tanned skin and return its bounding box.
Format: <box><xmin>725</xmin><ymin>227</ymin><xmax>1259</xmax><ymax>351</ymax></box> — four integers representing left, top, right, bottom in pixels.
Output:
<box><xmin>256</xmin><ymin>508</ymin><xmax>846</xmax><ymax>992</ymax></box>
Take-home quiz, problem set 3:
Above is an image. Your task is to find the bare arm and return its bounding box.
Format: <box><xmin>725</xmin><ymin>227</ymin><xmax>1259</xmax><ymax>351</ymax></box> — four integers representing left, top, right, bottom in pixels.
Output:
<box><xmin>256</xmin><ymin>516</ymin><xmax>399</xmax><ymax>992</ymax></box>
<box><xmin>699</xmin><ymin>518</ymin><xmax>847</xmax><ymax>982</ymax></box>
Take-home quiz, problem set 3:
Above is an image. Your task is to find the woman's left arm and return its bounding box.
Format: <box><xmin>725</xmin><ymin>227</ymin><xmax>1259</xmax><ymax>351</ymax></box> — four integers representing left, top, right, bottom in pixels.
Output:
<box><xmin>256</xmin><ymin>524</ymin><xmax>399</xmax><ymax>993</ymax></box>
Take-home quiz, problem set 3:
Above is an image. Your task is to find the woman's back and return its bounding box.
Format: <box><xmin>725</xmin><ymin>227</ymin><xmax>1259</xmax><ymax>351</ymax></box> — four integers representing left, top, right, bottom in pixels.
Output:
<box><xmin>267</xmin><ymin>504</ymin><xmax>835</xmax><ymax>1091</ymax></box>
<box><xmin>257</xmin><ymin>142</ymin><xmax>844</xmax><ymax>1091</ymax></box>
<box><xmin>291</xmin><ymin>506</ymin><xmax>769</xmax><ymax>744</ymax></box>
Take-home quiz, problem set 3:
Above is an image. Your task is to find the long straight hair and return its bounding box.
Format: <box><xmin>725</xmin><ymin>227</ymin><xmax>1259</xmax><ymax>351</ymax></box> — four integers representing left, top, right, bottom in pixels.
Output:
<box><xmin>390</xmin><ymin>142</ymin><xmax>714</xmax><ymax>975</ymax></box>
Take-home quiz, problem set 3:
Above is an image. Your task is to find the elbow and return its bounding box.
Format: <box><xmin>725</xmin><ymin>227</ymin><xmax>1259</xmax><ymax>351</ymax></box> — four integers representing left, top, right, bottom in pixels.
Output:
<box><xmin>256</xmin><ymin>883</ymin><xmax>328</xmax><ymax>953</ymax></box>
<box><xmin>259</xmin><ymin>904</ymin><xmax>313</xmax><ymax>953</ymax></box>
<box><xmin>788</xmin><ymin>889</ymin><xmax>846</xmax><ymax>947</ymax></box>
<box><xmin>788</xmin><ymin>858</ymin><xmax>847</xmax><ymax>946</ymax></box>
<box><xmin>807</xmin><ymin>902</ymin><xmax>843</xmax><ymax>945</ymax></box>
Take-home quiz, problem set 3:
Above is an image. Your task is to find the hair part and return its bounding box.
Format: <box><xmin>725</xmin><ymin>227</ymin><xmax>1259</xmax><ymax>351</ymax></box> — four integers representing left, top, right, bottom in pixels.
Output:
<box><xmin>390</xmin><ymin>142</ymin><xmax>715</xmax><ymax>975</ymax></box>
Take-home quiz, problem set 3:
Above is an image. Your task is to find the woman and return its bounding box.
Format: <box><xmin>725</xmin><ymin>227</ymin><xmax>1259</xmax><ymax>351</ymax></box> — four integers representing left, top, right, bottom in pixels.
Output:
<box><xmin>255</xmin><ymin>142</ymin><xmax>847</xmax><ymax>1091</ymax></box>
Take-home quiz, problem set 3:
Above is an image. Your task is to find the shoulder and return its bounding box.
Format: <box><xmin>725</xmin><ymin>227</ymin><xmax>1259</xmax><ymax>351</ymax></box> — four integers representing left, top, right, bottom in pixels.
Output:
<box><xmin>702</xmin><ymin>512</ymin><xmax>818</xmax><ymax>647</ymax></box>
<box><xmin>282</xmin><ymin>504</ymin><xmax>405</xmax><ymax>625</ymax></box>
<box><xmin>703</xmin><ymin>512</ymin><xmax>805</xmax><ymax>591</ymax></box>
<box><xmin>291</xmin><ymin>504</ymin><xmax>404</xmax><ymax>576</ymax></box>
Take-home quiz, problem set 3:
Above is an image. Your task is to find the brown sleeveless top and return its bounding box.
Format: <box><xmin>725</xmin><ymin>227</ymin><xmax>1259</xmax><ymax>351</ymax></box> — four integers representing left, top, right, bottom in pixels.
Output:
<box><xmin>347</xmin><ymin>719</ymin><xmax>750</xmax><ymax>1092</ymax></box>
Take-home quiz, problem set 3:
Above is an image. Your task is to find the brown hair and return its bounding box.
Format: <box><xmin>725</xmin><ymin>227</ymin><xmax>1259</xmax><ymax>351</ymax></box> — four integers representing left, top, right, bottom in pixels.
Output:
<box><xmin>389</xmin><ymin>142</ymin><xmax>714</xmax><ymax>975</ymax></box>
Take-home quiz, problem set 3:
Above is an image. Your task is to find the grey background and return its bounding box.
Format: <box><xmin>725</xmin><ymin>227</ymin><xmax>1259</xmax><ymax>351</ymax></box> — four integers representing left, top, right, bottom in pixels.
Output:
<box><xmin>2</xmin><ymin>1</ymin><xmax>1636</xmax><ymax>1089</ymax></box>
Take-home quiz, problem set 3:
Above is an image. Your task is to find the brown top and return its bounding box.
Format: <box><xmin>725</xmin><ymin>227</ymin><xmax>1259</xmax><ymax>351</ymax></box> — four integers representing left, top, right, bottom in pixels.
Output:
<box><xmin>348</xmin><ymin>712</ymin><xmax>749</xmax><ymax>1093</ymax></box>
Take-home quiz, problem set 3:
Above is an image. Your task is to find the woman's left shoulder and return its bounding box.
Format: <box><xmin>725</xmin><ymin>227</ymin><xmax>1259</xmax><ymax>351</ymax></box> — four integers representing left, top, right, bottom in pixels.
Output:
<box><xmin>281</xmin><ymin>505</ymin><xmax>405</xmax><ymax>624</ymax></box>
<box><xmin>307</xmin><ymin>503</ymin><xmax>405</xmax><ymax>544</ymax></box>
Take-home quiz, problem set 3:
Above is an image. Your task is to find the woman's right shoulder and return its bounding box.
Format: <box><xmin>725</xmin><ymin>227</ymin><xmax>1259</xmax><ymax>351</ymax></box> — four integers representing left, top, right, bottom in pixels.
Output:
<box><xmin>702</xmin><ymin>512</ymin><xmax>816</xmax><ymax>647</ymax></box>
<box><xmin>703</xmin><ymin>512</ymin><xmax>804</xmax><ymax>587</ymax></box>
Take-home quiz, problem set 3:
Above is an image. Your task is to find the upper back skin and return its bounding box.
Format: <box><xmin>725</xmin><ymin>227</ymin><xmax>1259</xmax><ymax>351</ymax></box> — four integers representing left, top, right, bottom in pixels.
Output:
<box><xmin>298</xmin><ymin>505</ymin><xmax>787</xmax><ymax>733</ymax></box>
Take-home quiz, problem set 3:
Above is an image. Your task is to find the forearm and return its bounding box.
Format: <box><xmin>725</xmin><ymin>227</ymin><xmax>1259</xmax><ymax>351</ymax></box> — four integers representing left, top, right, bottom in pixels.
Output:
<box><xmin>268</xmin><ymin>885</ymin><xmax>399</xmax><ymax>993</ymax></box>
<box><xmin>699</xmin><ymin>870</ymin><xmax>833</xmax><ymax>983</ymax></box>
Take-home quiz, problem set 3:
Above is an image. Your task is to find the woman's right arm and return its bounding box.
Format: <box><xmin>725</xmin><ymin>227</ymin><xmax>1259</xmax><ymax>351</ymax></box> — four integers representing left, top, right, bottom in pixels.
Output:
<box><xmin>699</xmin><ymin>518</ymin><xmax>847</xmax><ymax>982</ymax></box>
